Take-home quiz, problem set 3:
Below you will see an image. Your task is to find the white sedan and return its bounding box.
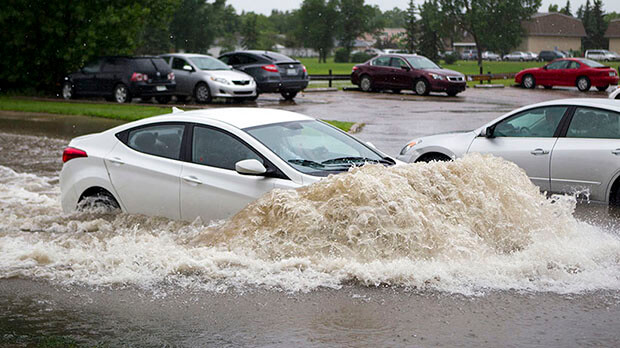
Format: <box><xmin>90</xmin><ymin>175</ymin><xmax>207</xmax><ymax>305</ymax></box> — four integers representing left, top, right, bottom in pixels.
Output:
<box><xmin>397</xmin><ymin>99</ymin><xmax>620</xmax><ymax>204</ymax></box>
<box><xmin>60</xmin><ymin>108</ymin><xmax>395</xmax><ymax>222</ymax></box>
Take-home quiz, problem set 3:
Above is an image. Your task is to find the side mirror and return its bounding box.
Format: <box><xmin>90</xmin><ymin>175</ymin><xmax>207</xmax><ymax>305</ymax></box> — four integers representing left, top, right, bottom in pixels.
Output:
<box><xmin>480</xmin><ymin>127</ymin><xmax>494</xmax><ymax>138</ymax></box>
<box><xmin>183</xmin><ymin>65</ymin><xmax>193</xmax><ymax>72</ymax></box>
<box><xmin>401</xmin><ymin>66</ymin><xmax>411</xmax><ymax>71</ymax></box>
<box><xmin>228</xmin><ymin>65</ymin><xmax>233</xmax><ymax>69</ymax></box>
<box><xmin>235</xmin><ymin>159</ymin><xmax>267</xmax><ymax>175</ymax></box>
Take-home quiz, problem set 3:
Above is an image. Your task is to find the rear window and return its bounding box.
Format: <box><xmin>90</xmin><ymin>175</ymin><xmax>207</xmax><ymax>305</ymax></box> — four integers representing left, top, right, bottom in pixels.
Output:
<box><xmin>579</xmin><ymin>59</ymin><xmax>605</xmax><ymax>68</ymax></box>
<box><xmin>152</xmin><ymin>58</ymin><xmax>171</xmax><ymax>72</ymax></box>
<box><xmin>132</xmin><ymin>58</ymin><xmax>156</xmax><ymax>71</ymax></box>
<box><xmin>260</xmin><ymin>52</ymin><xmax>295</xmax><ymax>62</ymax></box>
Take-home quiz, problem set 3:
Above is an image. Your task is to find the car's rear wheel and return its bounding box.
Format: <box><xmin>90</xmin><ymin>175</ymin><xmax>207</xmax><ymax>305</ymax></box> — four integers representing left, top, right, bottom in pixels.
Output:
<box><xmin>77</xmin><ymin>188</ymin><xmax>120</xmax><ymax>212</ymax></box>
<box><xmin>596</xmin><ymin>85</ymin><xmax>609</xmax><ymax>92</ymax></box>
<box><xmin>155</xmin><ymin>96</ymin><xmax>171</xmax><ymax>104</ymax></box>
<box><xmin>414</xmin><ymin>78</ymin><xmax>430</xmax><ymax>96</ymax></box>
<box><xmin>522</xmin><ymin>74</ymin><xmax>536</xmax><ymax>89</ymax></box>
<box><xmin>576</xmin><ymin>76</ymin><xmax>591</xmax><ymax>92</ymax></box>
<box><xmin>62</xmin><ymin>82</ymin><xmax>74</xmax><ymax>100</ymax></box>
<box><xmin>360</xmin><ymin>75</ymin><xmax>373</xmax><ymax>92</ymax></box>
<box><xmin>113</xmin><ymin>84</ymin><xmax>131</xmax><ymax>103</ymax></box>
<box><xmin>281</xmin><ymin>91</ymin><xmax>298</xmax><ymax>100</ymax></box>
<box><xmin>416</xmin><ymin>153</ymin><xmax>452</xmax><ymax>163</ymax></box>
<box><xmin>194</xmin><ymin>82</ymin><xmax>212</xmax><ymax>103</ymax></box>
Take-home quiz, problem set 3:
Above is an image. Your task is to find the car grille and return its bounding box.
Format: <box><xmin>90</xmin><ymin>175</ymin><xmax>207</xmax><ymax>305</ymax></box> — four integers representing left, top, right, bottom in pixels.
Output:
<box><xmin>232</xmin><ymin>80</ymin><xmax>250</xmax><ymax>86</ymax></box>
<box><xmin>233</xmin><ymin>91</ymin><xmax>253</xmax><ymax>95</ymax></box>
<box><xmin>447</xmin><ymin>76</ymin><xmax>464</xmax><ymax>82</ymax></box>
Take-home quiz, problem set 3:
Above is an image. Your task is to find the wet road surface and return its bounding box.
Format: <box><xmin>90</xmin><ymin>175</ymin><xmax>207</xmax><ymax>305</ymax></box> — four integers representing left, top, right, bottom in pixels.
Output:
<box><xmin>1</xmin><ymin>87</ymin><xmax>620</xmax><ymax>347</ymax></box>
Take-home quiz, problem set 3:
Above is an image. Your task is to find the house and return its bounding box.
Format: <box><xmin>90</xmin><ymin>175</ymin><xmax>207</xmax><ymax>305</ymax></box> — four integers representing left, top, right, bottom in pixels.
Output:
<box><xmin>605</xmin><ymin>19</ymin><xmax>620</xmax><ymax>53</ymax></box>
<box><xmin>517</xmin><ymin>12</ymin><xmax>586</xmax><ymax>52</ymax></box>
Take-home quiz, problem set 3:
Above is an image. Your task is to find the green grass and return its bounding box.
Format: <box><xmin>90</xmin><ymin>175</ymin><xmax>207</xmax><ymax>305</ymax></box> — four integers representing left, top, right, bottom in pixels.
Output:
<box><xmin>0</xmin><ymin>97</ymin><xmax>168</xmax><ymax>121</ymax></box>
<box><xmin>323</xmin><ymin>119</ymin><xmax>356</xmax><ymax>132</ymax></box>
<box><xmin>298</xmin><ymin>57</ymin><xmax>543</xmax><ymax>76</ymax></box>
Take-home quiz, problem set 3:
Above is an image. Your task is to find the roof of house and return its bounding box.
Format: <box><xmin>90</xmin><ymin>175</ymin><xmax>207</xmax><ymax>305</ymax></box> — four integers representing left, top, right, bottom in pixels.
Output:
<box><xmin>605</xmin><ymin>19</ymin><xmax>620</xmax><ymax>38</ymax></box>
<box><xmin>522</xmin><ymin>12</ymin><xmax>586</xmax><ymax>38</ymax></box>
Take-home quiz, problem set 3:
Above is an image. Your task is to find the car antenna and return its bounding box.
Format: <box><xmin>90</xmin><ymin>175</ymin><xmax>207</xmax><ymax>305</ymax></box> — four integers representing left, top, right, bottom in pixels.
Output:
<box><xmin>172</xmin><ymin>107</ymin><xmax>184</xmax><ymax>113</ymax></box>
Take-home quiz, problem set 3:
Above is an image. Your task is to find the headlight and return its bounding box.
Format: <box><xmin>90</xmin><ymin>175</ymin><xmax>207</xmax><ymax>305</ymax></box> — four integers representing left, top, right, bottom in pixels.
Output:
<box><xmin>430</xmin><ymin>73</ymin><xmax>444</xmax><ymax>80</ymax></box>
<box><xmin>211</xmin><ymin>76</ymin><xmax>231</xmax><ymax>85</ymax></box>
<box><xmin>400</xmin><ymin>140</ymin><xmax>421</xmax><ymax>155</ymax></box>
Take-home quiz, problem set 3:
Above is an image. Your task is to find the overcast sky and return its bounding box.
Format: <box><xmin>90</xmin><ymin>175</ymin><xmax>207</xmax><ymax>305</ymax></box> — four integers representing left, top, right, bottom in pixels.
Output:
<box><xmin>225</xmin><ymin>0</ymin><xmax>620</xmax><ymax>16</ymax></box>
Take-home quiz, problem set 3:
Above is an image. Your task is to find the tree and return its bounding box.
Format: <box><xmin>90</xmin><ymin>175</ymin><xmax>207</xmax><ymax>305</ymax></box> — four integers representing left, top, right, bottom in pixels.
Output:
<box><xmin>403</xmin><ymin>0</ymin><xmax>417</xmax><ymax>54</ymax></box>
<box><xmin>299</xmin><ymin>0</ymin><xmax>338</xmax><ymax>63</ymax></box>
<box><xmin>136</xmin><ymin>0</ymin><xmax>180</xmax><ymax>55</ymax></box>
<box><xmin>418</xmin><ymin>0</ymin><xmax>444</xmax><ymax>61</ymax></box>
<box><xmin>336</xmin><ymin>0</ymin><xmax>371</xmax><ymax>56</ymax></box>
<box><xmin>440</xmin><ymin>0</ymin><xmax>541</xmax><ymax>71</ymax></box>
<box><xmin>560</xmin><ymin>0</ymin><xmax>572</xmax><ymax>16</ymax></box>
<box><xmin>548</xmin><ymin>4</ymin><xmax>559</xmax><ymax>12</ymax></box>
<box><xmin>579</xmin><ymin>0</ymin><xmax>608</xmax><ymax>49</ymax></box>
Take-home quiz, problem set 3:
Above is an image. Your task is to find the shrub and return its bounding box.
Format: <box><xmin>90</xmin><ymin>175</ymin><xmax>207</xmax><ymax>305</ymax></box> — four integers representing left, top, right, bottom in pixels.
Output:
<box><xmin>351</xmin><ymin>52</ymin><xmax>373</xmax><ymax>63</ymax></box>
<box><xmin>443</xmin><ymin>52</ymin><xmax>458</xmax><ymax>64</ymax></box>
<box><xmin>334</xmin><ymin>48</ymin><xmax>350</xmax><ymax>63</ymax></box>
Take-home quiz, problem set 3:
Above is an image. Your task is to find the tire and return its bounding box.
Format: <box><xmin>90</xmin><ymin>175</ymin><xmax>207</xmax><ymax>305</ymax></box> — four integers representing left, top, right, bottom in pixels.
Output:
<box><xmin>447</xmin><ymin>90</ymin><xmax>458</xmax><ymax>97</ymax></box>
<box><xmin>194</xmin><ymin>82</ymin><xmax>212</xmax><ymax>104</ymax></box>
<box><xmin>596</xmin><ymin>85</ymin><xmax>609</xmax><ymax>92</ymax></box>
<box><xmin>281</xmin><ymin>91</ymin><xmax>298</xmax><ymax>100</ymax></box>
<box><xmin>360</xmin><ymin>75</ymin><xmax>373</xmax><ymax>92</ymax></box>
<box><xmin>77</xmin><ymin>189</ymin><xmax>120</xmax><ymax>213</ymax></box>
<box><xmin>522</xmin><ymin>74</ymin><xmax>536</xmax><ymax>89</ymax></box>
<box><xmin>246</xmin><ymin>93</ymin><xmax>259</xmax><ymax>101</ymax></box>
<box><xmin>576</xmin><ymin>76</ymin><xmax>591</xmax><ymax>92</ymax></box>
<box><xmin>62</xmin><ymin>82</ymin><xmax>74</xmax><ymax>100</ymax></box>
<box><xmin>414</xmin><ymin>78</ymin><xmax>430</xmax><ymax>96</ymax></box>
<box><xmin>155</xmin><ymin>96</ymin><xmax>171</xmax><ymax>104</ymax></box>
<box><xmin>113</xmin><ymin>84</ymin><xmax>131</xmax><ymax>103</ymax></box>
<box><xmin>543</xmin><ymin>85</ymin><xmax>552</xmax><ymax>89</ymax></box>
<box><xmin>392</xmin><ymin>89</ymin><xmax>401</xmax><ymax>94</ymax></box>
<box><xmin>416</xmin><ymin>153</ymin><xmax>452</xmax><ymax>163</ymax></box>
<box><xmin>519</xmin><ymin>58</ymin><xmax>524</xmax><ymax>62</ymax></box>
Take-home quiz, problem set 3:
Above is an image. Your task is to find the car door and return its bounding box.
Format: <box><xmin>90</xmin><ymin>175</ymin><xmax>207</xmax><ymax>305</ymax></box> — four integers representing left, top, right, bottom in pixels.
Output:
<box><xmin>105</xmin><ymin>123</ymin><xmax>186</xmax><ymax>220</ymax></box>
<box><xmin>388</xmin><ymin>57</ymin><xmax>411</xmax><ymax>89</ymax></box>
<box><xmin>170</xmin><ymin>57</ymin><xmax>194</xmax><ymax>95</ymax></box>
<box><xmin>97</xmin><ymin>57</ymin><xmax>124</xmax><ymax>95</ymax></box>
<box><xmin>179</xmin><ymin>124</ymin><xmax>293</xmax><ymax>223</ymax></box>
<box><xmin>74</xmin><ymin>58</ymin><xmax>103</xmax><ymax>94</ymax></box>
<box><xmin>562</xmin><ymin>60</ymin><xmax>582</xmax><ymax>87</ymax></box>
<box><xmin>369</xmin><ymin>56</ymin><xmax>392</xmax><ymax>88</ymax></box>
<box><xmin>550</xmin><ymin>106</ymin><xmax>620</xmax><ymax>202</ymax></box>
<box><xmin>468</xmin><ymin>106</ymin><xmax>570</xmax><ymax>192</ymax></box>
<box><xmin>538</xmin><ymin>60</ymin><xmax>567</xmax><ymax>86</ymax></box>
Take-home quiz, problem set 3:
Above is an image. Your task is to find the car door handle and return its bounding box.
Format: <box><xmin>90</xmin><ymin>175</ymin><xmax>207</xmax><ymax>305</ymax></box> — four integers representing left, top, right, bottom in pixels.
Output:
<box><xmin>108</xmin><ymin>157</ymin><xmax>124</xmax><ymax>165</ymax></box>
<box><xmin>182</xmin><ymin>176</ymin><xmax>202</xmax><ymax>185</ymax></box>
<box><xmin>612</xmin><ymin>149</ymin><xmax>620</xmax><ymax>155</ymax></box>
<box><xmin>530</xmin><ymin>148</ymin><xmax>549</xmax><ymax>155</ymax></box>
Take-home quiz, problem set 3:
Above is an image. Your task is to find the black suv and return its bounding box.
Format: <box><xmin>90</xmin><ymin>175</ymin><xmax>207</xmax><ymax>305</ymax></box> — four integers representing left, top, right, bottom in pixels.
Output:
<box><xmin>218</xmin><ymin>51</ymin><xmax>308</xmax><ymax>100</ymax></box>
<box><xmin>538</xmin><ymin>50</ymin><xmax>565</xmax><ymax>62</ymax></box>
<box><xmin>62</xmin><ymin>56</ymin><xmax>176</xmax><ymax>103</ymax></box>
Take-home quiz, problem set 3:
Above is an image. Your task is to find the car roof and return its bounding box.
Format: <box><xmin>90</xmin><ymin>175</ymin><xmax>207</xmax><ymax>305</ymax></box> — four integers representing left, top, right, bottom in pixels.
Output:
<box><xmin>160</xmin><ymin>53</ymin><xmax>216</xmax><ymax>59</ymax></box>
<box><xmin>518</xmin><ymin>98</ymin><xmax>620</xmax><ymax>112</ymax></box>
<box><xmin>222</xmin><ymin>50</ymin><xmax>296</xmax><ymax>62</ymax></box>
<box><xmin>142</xmin><ymin>108</ymin><xmax>314</xmax><ymax>129</ymax></box>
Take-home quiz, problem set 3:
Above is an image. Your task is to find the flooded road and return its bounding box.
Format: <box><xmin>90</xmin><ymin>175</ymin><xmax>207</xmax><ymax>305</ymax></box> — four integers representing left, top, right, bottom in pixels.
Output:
<box><xmin>1</xmin><ymin>88</ymin><xmax>620</xmax><ymax>347</ymax></box>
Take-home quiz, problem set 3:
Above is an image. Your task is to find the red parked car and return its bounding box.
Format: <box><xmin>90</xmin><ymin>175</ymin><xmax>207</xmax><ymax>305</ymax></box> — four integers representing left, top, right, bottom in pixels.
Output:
<box><xmin>516</xmin><ymin>58</ymin><xmax>619</xmax><ymax>92</ymax></box>
<box><xmin>351</xmin><ymin>54</ymin><xmax>466</xmax><ymax>96</ymax></box>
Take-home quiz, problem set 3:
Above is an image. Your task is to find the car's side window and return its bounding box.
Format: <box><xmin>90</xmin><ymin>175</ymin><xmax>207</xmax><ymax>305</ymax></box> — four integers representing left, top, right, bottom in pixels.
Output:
<box><xmin>390</xmin><ymin>58</ymin><xmax>408</xmax><ymax>68</ymax></box>
<box><xmin>101</xmin><ymin>58</ymin><xmax>125</xmax><ymax>72</ymax></box>
<box><xmin>372</xmin><ymin>56</ymin><xmax>391</xmax><ymax>67</ymax></box>
<box><xmin>493</xmin><ymin>106</ymin><xmax>567</xmax><ymax>138</ymax></box>
<box><xmin>171</xmin><ymin>58</ymin><xmax>189</xmax><ymax>70</ymax></box>
<box><xmin>219</xmin><ymin>55</ymin><xmax>230</xmax><ymax>64</ymax></box>
<box><xmin>126</xmin><ymin>124</ymin><xmax>185</xmax><ymax>160</ymax></box>
<box><xmin>82</xmin><ymin>58</ymin><xmax>103</xmax><ymax>73</ymax></box>
<box><xmin>237</xmin><ymin>55</ymin><xmax>257</xmax><ymax>65</ymax></box>
<box><xmin>567</xmin><ymin>61</ymin><xmax>580</xmax><ymax>69</ymax></box>
<box><xmin>547</xmin><ymin>60</ymin><xmax>568</xmax><ymax>70</ymax></box>
<box><xmin>192</xmin><ymin>126</ymin><xmax>263</xmax><ymax>170</ymax></box>
<box><xmin>567</xmin><ymin>107</ymin><xmax>620</xmax><ymax>139</ymax></box>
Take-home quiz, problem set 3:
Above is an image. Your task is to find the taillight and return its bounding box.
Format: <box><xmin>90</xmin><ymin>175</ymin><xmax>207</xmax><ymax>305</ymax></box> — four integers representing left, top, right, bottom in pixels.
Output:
<box><xmin>302</xmin><ymin>65</ymin><xmax>307</xmax><ymax>73</ymax></box>
<box><xmin>261</xmin><ymin>64</ymin><xmax>279</xmax><ymax>73</ymax></box>
<box><xmin>168</xmin><ymin>72</ymin><xmax>175</xmax><ymax>80</ymax></box>
<box><xmin>131</xmin><ymin>72</ymin><xmax>148</xmax><ymax>82</ymax></box>
<box><xmin>62</xmin><ymin>147</ymin><xmax>87</xmax><ymax>163</ymax></box>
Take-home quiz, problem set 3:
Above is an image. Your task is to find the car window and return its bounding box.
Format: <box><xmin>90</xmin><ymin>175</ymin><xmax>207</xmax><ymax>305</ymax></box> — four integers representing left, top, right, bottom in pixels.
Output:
<box><xmin>151</xmin><ymin>58</ymin><xmax>170</xmax><ymax>71</ymax></box>
<box><xmin>390</xmin><ymin>58</ymin><xmax>408</xmax><ymax>68</ymax></box>
<box><xmin>547</xmin><ymin>60</ymin><xmax>568</xmax><ymax>70</ymax></box>
<box><xmin>132</xmin><ymin>58</ymin><xmax>157</xmax><ymax>72</ymax></box>
<box><xmin>236</xmin><ymin>54</ymin><xmax>257</xmax><ymax>65</ymax></box>
<box><xmin>218</xmin><ymin>55</ymin><xmax>231</xmax><ymax>64</ymax></box>
<box><xmin>567</xmin><ymin>61</ymin><xmax>580</xmax><ymax>69</ymax></box>
<box><xmin>171</xmin><ymin>57</ymin><xmax>189</xmax><ymax>70</ymax></box>
<box><xmin>372</xmin><ymin>56</ymin><xmax>391</xmax><ymax>67</ymax></box>
<box><xmin>189</xmin><ymin>56</ymin><xmax>230</xmax><ymax>70</ymax></box>
<box><xmin>579</xmin><ymin>59</ymin><xmax>605</xmax><ymax>68</ymax></box>
<box><xmin>82</xmin><ymin>58</ymin><xmax>103</xmax><ymax>73</ymax></box>
<box><xmin>127</xmin><ymin>124</ymin><xmax>185</xmax><ymax>160</ymax></box>
<box><xmin>101</xmin><ymin>58</ymin><xmax>126</xmax><ymax>72</ymax></box>
<box><xmin>567</xmin><ymin>107</ymin><xmax>620</xmax><ymax>139</ymax></box>
<box><xmin>493</xmin><ymin>106</ymin><xmax>567</xmax><ymax>138</ymax></box>
<box><xmin>192</xmin><ymin>126</ymin><xmax>262</xmax><ymax>170</ymax></box>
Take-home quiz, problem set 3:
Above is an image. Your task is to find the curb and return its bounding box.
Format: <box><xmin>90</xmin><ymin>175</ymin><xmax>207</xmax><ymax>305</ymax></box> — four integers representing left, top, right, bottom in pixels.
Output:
<box><xmin>304</xmin><ymin>87</ymin><xmax>338</xmax><ymax>93</ymax></box>
<box><xmin>473</xmin><ymin>84</ymin><xmax>505</xmax><ymax>88</ymax></box>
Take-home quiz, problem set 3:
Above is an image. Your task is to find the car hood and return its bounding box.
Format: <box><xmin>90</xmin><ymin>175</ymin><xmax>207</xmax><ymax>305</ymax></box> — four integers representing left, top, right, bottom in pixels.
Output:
<box><xmin>424</xmin><ymin>68</ymin><xmax>463</xmax><ymax>77</ymax></box>
<box><xmin>517</xmin><ymin>67</ymin><xmax>541</xmax><ymax>75</ymax></box>
<box><xmin>201</xmin><ymin>70</ymin><xmax>252</xmax><ymax>80</ymax></box>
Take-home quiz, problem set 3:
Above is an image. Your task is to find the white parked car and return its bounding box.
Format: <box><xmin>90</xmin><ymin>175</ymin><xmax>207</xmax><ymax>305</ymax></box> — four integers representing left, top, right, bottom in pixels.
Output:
<box><xmin>525</xmin><ymin>51</ymin><xmax>538</xmax><ymax>60</ymax></box>
<box><xmin>397</xmin><ymin>99</ymin><xmax>620</xmax><ymax>204</ymax></box>
<box><xmin>585</xmin><ymin>49</ymin><xmax>620</xmax><ymax>62</ymax></box>
<box><xmin>482</xmin><ymin>51</ymin><xmax>500</xmax><ymax>61</ymax></box>
<box><xmin>60</xmin><ymin>108</ymin><xmax>395</xmax><ymax>222</ymax></box>
<box><xmin>159</xmin><ymin>53</ymin><xmax>257</xmax><ymax>103</ymax></box>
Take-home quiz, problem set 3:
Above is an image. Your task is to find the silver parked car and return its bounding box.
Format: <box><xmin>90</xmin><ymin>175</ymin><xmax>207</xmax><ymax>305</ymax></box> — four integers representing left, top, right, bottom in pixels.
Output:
<box><xmin>397</xmin><ymin>99</ymin><xmax>620</xmax><ymax>204</ymax></box>
<box><xmin>503</xmin><ymin>51</ymin><xmax>534</xmax><ymax>61</ymax></box>
<box><xmin>585</xmin><ymin>49</ymin><xmax>620</xmax><ymax>62</ymax></box>
<box><xmin>159</xmin><ymin>53</ymin><xmax>257</xmax><ymax>103</ymax></box>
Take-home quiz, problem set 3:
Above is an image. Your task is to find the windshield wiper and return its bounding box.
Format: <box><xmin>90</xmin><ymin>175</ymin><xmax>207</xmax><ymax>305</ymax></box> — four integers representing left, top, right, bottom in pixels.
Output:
<box><xmin>288</xmin><ymin>159</ymin><xmax>325</xmax><ymax>168</ymax></box>
<box><xmin>321</xmin><ymin>156</ymin><xmax>393</xmax><ymax>165</ymax></box>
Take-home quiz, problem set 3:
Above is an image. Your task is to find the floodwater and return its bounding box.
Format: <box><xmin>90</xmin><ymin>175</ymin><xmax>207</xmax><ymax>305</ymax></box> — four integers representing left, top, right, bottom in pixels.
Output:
<box><xmin>1</xmin><ymin>89</ymin><xmax>620</xmax><ymax>347</ymax></box>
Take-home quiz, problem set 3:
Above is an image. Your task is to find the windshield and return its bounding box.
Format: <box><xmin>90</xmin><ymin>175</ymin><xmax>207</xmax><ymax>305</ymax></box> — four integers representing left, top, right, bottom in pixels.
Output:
<box><xmin>405</xmin><ymin>56</ymin><xmax>439</xmax><ymax>69</ymax></box>
<box><xmin>189</xmin><ymin>56</ymin><xmax>231</xmax><ymax>70</ymax></box>
<box><xmin>245</xmin><ymin>120</ymin><xmax>392</xmax><ymax>176</ymax></box>
<box><xmin>579</xmin><ymin>59</ymin><xmax>606</xmax><ymax>67</ymax></box>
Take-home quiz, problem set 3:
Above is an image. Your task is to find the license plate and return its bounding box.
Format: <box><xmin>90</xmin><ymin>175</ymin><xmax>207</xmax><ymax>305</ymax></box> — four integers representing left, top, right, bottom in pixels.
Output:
<box><xmin>156</xmin><ymin>85</ymin><xmax>166</xmax><ymax>91</ymax></box>
<box><xmin>287</xmin><ymin>68</ymin><xmax>297</xmax><ymax>75</ymax></box>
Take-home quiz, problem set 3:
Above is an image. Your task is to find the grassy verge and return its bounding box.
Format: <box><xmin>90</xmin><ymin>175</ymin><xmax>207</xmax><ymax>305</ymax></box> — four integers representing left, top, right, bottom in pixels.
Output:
<box><xmin>0</xmin><ymin>97</ymin><xmax>356</xmax><ymax>132</ymax></box>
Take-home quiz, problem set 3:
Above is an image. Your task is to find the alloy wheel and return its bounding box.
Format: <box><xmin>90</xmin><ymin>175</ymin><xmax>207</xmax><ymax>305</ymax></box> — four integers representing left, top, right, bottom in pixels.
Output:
<box><xmin>62</xmin><ymin>83</ymin><xmax>72</xmax><ymax>100</ymax></box>
<box><xmin>523</xmin><ymin>76</ymin><xmax>534</xmax><ymax>89</ymax></box>
<box><xmin>360</xmin><ymin>76</ymin><xmax>371</xmax><ymax>92</ymax></box>
<box><xmin>195</xmin><ymin>84</ymin><xmax>210</xmax><ymax>103</ymax></box>
<box><xmin>114</xmin><ymin>85</ymin><xmax>128</xmax><ymax>103</ymax></box>
<box><xmin>415</xmin><ymin>80</ymin><xmax>428</xmax><ymax>95</ymax></box>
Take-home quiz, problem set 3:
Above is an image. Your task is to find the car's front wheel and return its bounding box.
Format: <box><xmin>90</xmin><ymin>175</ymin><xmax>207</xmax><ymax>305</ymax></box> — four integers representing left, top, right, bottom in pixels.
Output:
<box><xmin>281</xmin><ymin>91</ymin><xmax>298</xmax><ymax>100</ymax></box>
<box><xmin>596</xmin><ymin>85</ymin><xmax>609</xmax><ymax>92</ymax></box>
<box><xmin>360</xmin><ymin>75</ymin><xmax>373</xmax><ymax>92</ymax></box>
<box><xmin>194</xmin><ymin>82</ymin><xmax>212</xmax><ymax>104</ymax></box>
<box><xmin>522</xmin><ymin>74</ymin><xmax>536</xmax><ymax>89</ymax></box>
<box><xmin>113</xmin><ymin>84</ymin><xmax>131</xmax><ymax>103</ymax></box>
<box><xmin>414</xmin><ymin>78</ymin><xmax>430</xmax><ymax>96</ymax></box>
<box><xmin>62</xmin><ymin>82</ymin><xmax>74</xmax><ymax>100</ymax></box>
<box><xmin>576</xmin><ymin>76</ymin><xmax>591</xmax><ymax>92</ymax></box>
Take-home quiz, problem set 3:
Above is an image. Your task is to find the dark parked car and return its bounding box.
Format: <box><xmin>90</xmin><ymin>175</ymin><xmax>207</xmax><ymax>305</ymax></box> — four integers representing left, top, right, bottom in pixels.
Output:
<box><xmin>538</xmin><ymin>50</ymin><xmax>565</xmax><ymax>62</ymax></box>
<box><xmin>62</xmin><ymin>56</ymin><xmax>176</xmax><ymax>103</ymax></box>
<box><xmin>218</xmin><ymin>51</ymin><xmax>308</xmax><ymax>100</ymax></box>
<box><xmin>351</xmin><ymin>54</ymin><xmax>466</xmax><ymax>96</ymax></box>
